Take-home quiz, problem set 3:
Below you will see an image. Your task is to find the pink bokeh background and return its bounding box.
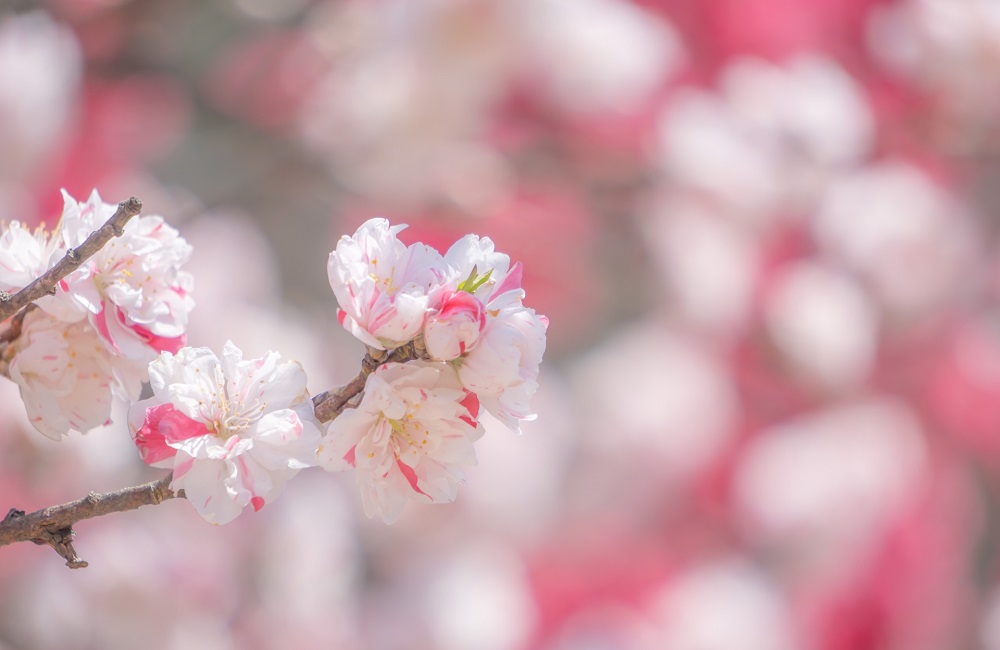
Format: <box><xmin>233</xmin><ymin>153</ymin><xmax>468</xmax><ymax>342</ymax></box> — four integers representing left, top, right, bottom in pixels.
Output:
<box><xmin>3</xmin><ymin>0</ymin><xmax>1000</xmax><ymax>648</ymax></box>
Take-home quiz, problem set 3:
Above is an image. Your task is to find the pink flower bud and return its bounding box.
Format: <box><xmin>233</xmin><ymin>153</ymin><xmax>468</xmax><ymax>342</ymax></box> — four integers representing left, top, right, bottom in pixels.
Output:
<box><xmin>424</xmin><ymin>290</ymin><xmax>487</xmax><ymax>361</ymax></box>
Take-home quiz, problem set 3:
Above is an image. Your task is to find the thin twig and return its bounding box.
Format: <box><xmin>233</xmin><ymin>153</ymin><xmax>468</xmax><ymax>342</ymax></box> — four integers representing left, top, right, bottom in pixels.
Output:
<box><xmin>312</xmin><ymin>342</ymin><xmax>422</xmax><ymax>423</ymax></box>
<box><xmin>0</xmin><ymin>196</ymin><xmax>143</xmax><ymax>323</ymax></box>
<box><xmin>0</xmin><ymin>474</ymin><xmax>176</xmax><ymax>567</ymax></box>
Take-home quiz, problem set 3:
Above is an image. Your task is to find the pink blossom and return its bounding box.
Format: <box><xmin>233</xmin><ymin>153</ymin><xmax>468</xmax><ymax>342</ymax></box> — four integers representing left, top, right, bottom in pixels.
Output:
<box><xmin>457</xmin><ymin>292</ymin><xmax>548</xmax><ymax>433</ymax></box>
<box><xmin>128</xmin><ymin>342</ymin><xmax>322</xmax><ymax>524</ymax></box>
<box><xmin>433</xmin><ymin>233</ymin><xmax>547</xmax><ymax>432</ymax></box>
<box><xmin>424</xmin><ymin>290</ymin><xmax>487</xmax><ymax>361</ymax></box>
<box><xmin>317</xmin><ymin>361</ymin><xmax>483</xmax><ymax>523</ymax></box>
<box><xmin>442</xmin><ymin>234</ymin><xmax>520</xmax><ymax>305</ymax></box>
<box><xmin>0</xmin><ymin>190</ymin><xmax>194</xmax><ymax>438</ymax></box>
<box><xmin>59</xmin><ymin>189</ymin><xmax>195</xmax><ymax>361</ymax></box>
<box><xmin>328</xmin><ymin>218</ymin><xmax>448</xmax><ymax>349</ymax></box>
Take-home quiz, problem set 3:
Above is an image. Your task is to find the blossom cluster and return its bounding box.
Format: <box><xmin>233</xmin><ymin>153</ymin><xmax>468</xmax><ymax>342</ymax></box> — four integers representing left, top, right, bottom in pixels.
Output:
<box><xmin>319</xmin><ymin>218</ymin><xmax>548</xmax><ymax>521</ymax></box>
<box><xmin>0</xmin><ymin>189</ymin><xmax>193</xmax><ymax>439</ymax></box>
<box><xmin>10</xmin><ymin>1</ymin><xmax>1000</xmax><ymax>647</ymax></box>
<box><xmin>121</xmin><ymin>218</ymin><xmax>546</xmax><ymax>524</ymax></box>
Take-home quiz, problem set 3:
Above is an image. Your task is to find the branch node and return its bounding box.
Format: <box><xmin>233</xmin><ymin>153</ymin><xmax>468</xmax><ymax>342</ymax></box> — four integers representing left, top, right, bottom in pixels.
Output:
<box><xmin>150</xmin><ymin>484</ymin><xmax>165</xmax><ymax>505</ymax></box>
<box><xmin>313</xmin><ymin>341</ymin><xmax>425</xmax><ymax>423</ymax></box>
<box><xmin>65</xmin><ymin>248</ymin><xmax>80</xmax><ymax>262</ymax></box>
<box><xmin>0</xmin><ymin>290</ymin><xmax>10</xmax><ymax>304</ymax></box>
<box><xmin>0</xmin><ymin>472</ymin><xmax>178</xmax><ymax>567</ymax></box>
<box><xmin>121</xmin><ymin>196</ymin><xmax>142</xmax><ymax>214</ymax></box>
<box><xmin>412</xmin><ymin>335</ymin><xmax>427</xmax><ymax>358</ymax></box>
<box><xmin>32</xmin><ymin>526</ymin><xmax>88</xmax><ymax>569</ymax></box>
<box><xmin>366</xmin><ymin>346</ymin><xmax>389</xmax><ymax>364</ymax></box>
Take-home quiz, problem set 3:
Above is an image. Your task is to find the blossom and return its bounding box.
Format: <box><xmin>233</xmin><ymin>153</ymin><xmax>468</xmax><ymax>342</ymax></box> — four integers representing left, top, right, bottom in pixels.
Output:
<box><xmin>323</xmin><ymin>218</ymin><xmax>547</xmax><ymax>439</ymax></box>
<box><xmin>317</xmin><ymin>361</ymin><xmax>483</xmax><ymax>523</ymax></box>
<box><xmin>0</xmin><ymin>219</ymin><xmax>84</xmax><ymax>322</ymax></box>
<box><xmin>423</xmin><ymin>290</ymin><xmax>487</xmax><ymax>361</ymax></box>
<box><xmin>428</xmin><ymin>235</ymin><xmax>547</xmax><ymax>431</ymax></box>
<box><xmin>442</xmin><ymin>234</ymin><xmax>521</xmax><ymax>305</ymax></box>
<box><xmin>327</xmin><ymin>221</ymin><xmax>548</xmax><ymax>433</ymax></box>
<box><xmin>59</xmin><ymin>189</ymin><xmax>194</xmax><ymax>361</ymax></box>
<box><xmin>0</xmin><ymin>220</ymin><xmax>57</xmax><ymax>292</ymax></box>
<box><xmin>128</xmin><ymin>342</ymin><xmax>322</xmax><ymax>525</ymax></box>
<box><xmin>328</xmin><ymin>218</ymin><xmax>448</xmax><ymax>349</ymax></box>
<box><xmin>5</xmin><ymin>310</ymin><xmax>117</xmax><ymax>440</ymax></box>
<box><xmin>0</xmin><ymin>189</ymin><xmax>195</xmax><ymax>439</ymax></box>
<box><xmin>457</xmin><ymin>291</ymin><xmax>548</xmax><ymax>433</ymax></box>
<box><xmin>378</xmin><ymin>233</ymin><xmax>520</xmax><ymax>361</ymax></box>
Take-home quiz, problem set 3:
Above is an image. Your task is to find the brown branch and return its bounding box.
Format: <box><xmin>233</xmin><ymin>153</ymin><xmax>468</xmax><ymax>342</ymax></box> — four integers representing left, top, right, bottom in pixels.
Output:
<box><xmin>0</xmin><ymin>196</ymin><xmax>143</xmax><ymax>323</ymax></box>
<box><xmin>0</xmin><ymin>338</ymin><xmax>427</xmax><ymax>568</ymax></box>
<box><xmin>0</xmin><ymin>305</ymin><xmax>32</xmax><ymax>346</ymax></box>
<box><xmin>0</xmin><ymin>191</ymin><xmax>441</xmax><ymax>569</ymax></box>
<box><xmin>312</xmin><ymin>340</ymin><xmax>423</xmax><ymax>423</ymax></box>
<box><xmin>0</xmin><ymin>474</ymin><xmax>177</xmax><ymax>568</ymax></box>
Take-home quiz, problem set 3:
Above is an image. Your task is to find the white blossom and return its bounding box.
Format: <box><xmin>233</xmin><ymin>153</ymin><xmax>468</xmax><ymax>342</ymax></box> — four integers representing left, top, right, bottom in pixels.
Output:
<box><xmin>317</xmin><ymin>361</ymin><xmax>483</xmax><ymax>523</ymax></box>
<box><xmin>328</xmin><ymin>218</ymin><xmax>449</xmax><ymax>349</ymax></box>
<box><xmin>60</xmin><ymin>189</ymin><xmax>194</xmax><ymax>361</ymax></box>
<box><xmin>6</xmin><ymin>310</ymin><xmax>117</xmax><ymax>440</ymax></box>
<box><xmin>128</xmin><ymin>342</ymin><xmax>322</xmax><ymax>524</ymax></box>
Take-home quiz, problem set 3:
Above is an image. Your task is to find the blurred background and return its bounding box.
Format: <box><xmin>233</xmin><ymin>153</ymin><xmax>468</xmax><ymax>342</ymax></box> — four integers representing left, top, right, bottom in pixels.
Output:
<box><xmin>2</xmin><ymin>0</ymin><xmax>1000</xmax><ymax>648</ymax></box>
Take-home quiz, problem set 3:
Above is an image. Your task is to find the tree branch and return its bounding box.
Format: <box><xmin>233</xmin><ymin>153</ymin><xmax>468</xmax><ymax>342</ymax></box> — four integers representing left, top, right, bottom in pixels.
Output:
<box><xmin>311</xmin><ymin>340</ymin><xmax>423</xmax><ymax>423</ymax></box>
<box><xmin>0</xmin><ymin>338</ymin><xmax>427</xmax><ymax>568</ymax></box>
<box><xmin>0</xmin><ymin>195</ymin><xmax>440</xmax><ymax>569</ymax></box>
<box><xmin>0</xmin><ymin>474</ymin><xmax>176</xmax><ymax>568</ymax></box>
<box><xmin>0</xmin><ymin>196</ymin><xmax>143</xmax><ymax>323</ymax></box>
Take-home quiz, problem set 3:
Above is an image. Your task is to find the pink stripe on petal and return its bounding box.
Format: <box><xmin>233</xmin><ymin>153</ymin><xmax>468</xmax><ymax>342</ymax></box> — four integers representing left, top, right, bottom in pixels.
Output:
<box><xmin>174</xmin><ymin>455</ymin><xmax>195</xmax><ymax>479</ymax></box>
<box><xmin>136</xmin><ymin>403</ymin><xmax>210</xmax><ymax>465</ymax></box>
<box><xmin>491</xmin><ymin>262</ymin><xmax>523</xmax><ymax>300</ymax></box>
<box><xmin>367</xmin><ymin>304</ymin><xmax>397</xmax><ymax>333</ymax></box>
<box><xmin>459</xmin><ymin>391</ymin><xmax>481</xmax><ymax>425</ymax></box>
<box><xmin>93</xmin><ymin>306</ymin><xmax>120</xmax><ymax>352</ymax></box>
<box><xmin>155</xmin><ymin>403</ymin><xmax>212</xmax><ymax>443</ymax></box>
<box><xmin>397</xmin><ymin>460</ymin><xmax>427</xmax><ymax>496</ymax></box>
<box><xmin>129</xmin><ymin>320</ymin><xmax>186</xmax><ymax>353</ymax></box>
<box><xmin>366</xmin><ymin>287</ymin><xmax>381</xmax><ymax>312</ymax></box>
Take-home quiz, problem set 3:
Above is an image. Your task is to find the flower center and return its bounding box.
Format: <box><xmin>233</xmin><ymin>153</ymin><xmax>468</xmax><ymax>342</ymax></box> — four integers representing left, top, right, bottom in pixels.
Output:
<box><xmin>202</xmin><ymin>378</ymin><xmax>267</xmax><ymax>439</ymax></box>
<box><xmin>386</xmin><ymin>414</ymin><xmax>430</xmax><ymax>451</ymax></box>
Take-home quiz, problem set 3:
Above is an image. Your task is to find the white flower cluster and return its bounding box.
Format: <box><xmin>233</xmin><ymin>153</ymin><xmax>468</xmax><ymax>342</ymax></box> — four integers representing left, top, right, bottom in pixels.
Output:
<box><xmin>320</xmin><ymin>218</ymin><xmax>548</xmax><ymax>520</ymax></box>
<box><xmin>0</xmin><ymin>189</ymin><xmax>194</xmax><ymax>439</ymax></box>
<box><xmin>122</xmin><ymin>217</ymin><xmax>546</xmax><ymax>524</ymax></box>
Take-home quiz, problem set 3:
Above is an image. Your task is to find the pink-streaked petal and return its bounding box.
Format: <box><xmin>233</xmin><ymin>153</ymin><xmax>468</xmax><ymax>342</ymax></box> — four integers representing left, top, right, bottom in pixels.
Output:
<box><xmin>490</xmin><ymin>261</ymin><xmax>523</xmax><ymax>301</ymax></box>
<box><xmin>173</xmin><ymin>458</ymin><xmax>243</xmax><ymax>525</ymax></box>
